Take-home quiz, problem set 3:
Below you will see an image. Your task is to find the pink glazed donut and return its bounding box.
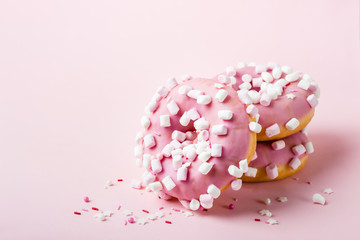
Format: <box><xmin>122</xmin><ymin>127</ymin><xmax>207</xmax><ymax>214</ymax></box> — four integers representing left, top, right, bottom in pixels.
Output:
<box><xmin>215</xmin><ymin>62</ymin><xmax>320</xmax><ymax>141</ymax></box>
<box><xmin>134</xmin><ymin>77</ymin><xmax>257</xmax><ymax>210</ymax></box>
<box><xmin>242</xmin><ymin>130</ymin><xmax>313</xmax><ymax>182</ymax></box>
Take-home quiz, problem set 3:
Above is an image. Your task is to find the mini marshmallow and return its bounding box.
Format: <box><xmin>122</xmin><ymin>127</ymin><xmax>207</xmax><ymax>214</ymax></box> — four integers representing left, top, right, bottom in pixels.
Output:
<box><xmin>285</xmin><ymin>72</ymin><xmax>300</xmax><ymax>82</ymax></box>
<box><xmin>239</xmin><ymin>82</ymin><xmax>251</xmax><ymax>90</ymax></box>
<box><xmin>302</xmin><ymin>126</ymin><xmax>308</xmax><ymax>135</ymax></box>
<box><xmin>252</xmin><ymin>152</ymin><xmax>258</xmax><ymax>161</ymax></box>
<box><xmin>313</xmin><ymin>193</ymin><xmax>326</xmax><ymax>205</ymax></box>
<box><xmin>266</xmin><ymin>164</ymin><xmax>278</xmax><ymax>179</ymax></box>
<box><xmin>135</xmin><ymin>131</ymin><xmax>143</xmax><ymax>144</ymax></box>
<box><xmin>198</xmin><ymin>162</ymin><xmax>213</xmax><ymax>175</ymax></box>
<box><xmin>228</xmin><ymin>165</ymin><xmax>243</xmax><ymax>178</ymax></box>
<box><xmin>131</xmin><ymin>179</ymin><xmax>142</xmax><ymax>189</ymax></box>
<box><xmin>249</xmin><ymin>122</ymin><xmax>262</xmax><ymax>133</ymax></box>
<box><xmin>226</xmin><ymin>66</ymin><xmax>237</xmax><ymax>76</ymax></box>
<box><xmin>179</xmin><ymin>112</ymin><xmax>191</xmax><ymax>126</ymax></box>
<box><xmin>215</xmin><ymin>83</ymin><xmax>225</xmax><ymax>89</ymax></box>
<box><xmin>260</xmin><ymin>93</ymin><xmax>271</xmax><ymax>106</ymax></box>
<box><xmin>246</xmin><ymin>104</ymin><xmax>259</xmax><ymax>117</ymax></box>
<box><xmin>255</xmin><ymin>64</ymin><xmax>267</xmax><ymax>73</ymax></box>
<box><xmin>156</xmin><ymin>86</ymin><xmax>169</xmax><ymax>97</ymax></box>
<box><xmin>305</xmin><ymin>141</ymin><xmax>314</xmax><ymax>154</ymax></box>
<box><xmin>167</xmin><ymin>100</ymin><xmax>180</xmax><ymax>115</ymax></box>
<box><xmin>267</xmin><ymin>85</ymin><xmax>279</xmax><ymax>100</ymax></box>
<box><xmin>197</xmin><ymin>95</ymin><xmax>212</xmax><ymax>105</ymax></box>
<box><xmin>215</xmin><ymin>89</ymin><xmax>228</xmax><ymax>102</ymax></box>
<box><xmin>285</xmin><ymin>118</ymin><xmax>300</xmax><ymax>130</ymax></box>
<box><xmin>239</xmin><ymin>159</ymin><xmax>248</xmax><ymax>172</ymax></box>
<box><xmin>307</xmin><ymin>94</ymin><xmax>318</xmax><ymax>108</ymax></box>
<box><xmin>189</xmin><ymin>199</ymin><xmax>200</xmax><ymax>211</ymax></box>
<box><xmin>286</xmin><ymin>93</ymin><xmax>296</xmax><ymax>99</ymax></box>
<box><xmin>148</xmin><ymin>181</ymin><xmax>163</xmax><ymax>192</ymax></box>
<box><xmin>265</xmin><ymin>123</ymin><xmax>280</xmax><ymax>137</ymax></box>
<box><xmin>252</xmin><ymin>77</ymin><xmax>263</xmax><ymax>88</ymax></box>
<box><xmin>238</xmin><ymin>90</ymin><xmax>252</xmax><ymax>104</ymax></box>
<box><xmin>187</xmin><ymin>90</ymin><xmax>203</xmax><ymax>99</ymax></box>
<box><xmin>151</xmin><ymin>159</ymin><xmax>162</xmax><ymax>174</ymax></box>
<box><xmin>181</xmin><ymin>74</ymin><xmax>192</xmax><ymax>81</ymax></box>
<box><xmin>297</xmin><ymin>79</ymin><xmax>310</xmax><ymax>90</ymax></box>
<box><xmin>187</xmin><ymin>108</ymin><xmax>200</xmax><ymax>120</ymax></box>
<box><xmin>231</xmin><ymin>179</ymin><xmax>242</xmax><ymax>191</ymax></box>
<box><xmin>207</xmin><ymin>184</ymin><xmax>221</xmax><ymax>199</ymax></box>
<box><xmin>267</xmin><ymin>61</ymin><xmax>279</xmax><ymax>69</ymax></box>
<box><xmin>134</xmin><ymin>145</ymin><xmax>143</xmax><ymax>158</ymax></box>
<box><xmin>248</xmin><ymin>90</ymin><xmax>260</xmax><ymax>104</ymax></box>
<box><xmin>162</xmin><ymin>176</ymin><xmax>176</xmax><ymax>191</ymax></box>
<box><xmin>248</xmin><ymin>62</ymin><xmax>256</xmax><ymax>67</ymax></box>
<box><xmin>289</xmin><ymin>157</ymin><xmax>301</xmax><ymax>170</ymax></box>
<box><xmin>194</xmin><ymin>117</ymin><xmax>210</xmax><ymax>131</ymax></box>
<box><xmin>199</xmin><ymin>194</ymin><xmax>214</xmax><ymax>209</ymax></box>
<box><xmin>218</xmin><ymin>74</ymin><xmax>231</xmax><ymax>84</ymax></box>
<box><xmin>143</xmin><ymin>172</ymin><xmax>156</xmax><ymax>185</ymax></box>
<box><xmin>135</xmin><ymin>158</ymin><xmax>142</xmax><ymax>167</ymax></box>
<box><xmin>178</xmin><ymin>85</ymin><xmax>192</xmax><ymax>95</ymax></box>
<box><xmin>196</xmin><ymin>141</ymin><xmax>210</xmax><ymax>154</ymax></box>
<box><xmin>151</xmin><ymin>93</ymin><xmax>161</xmax><ymax>102</ymax></box>
<box><xmin>237</xmin><ymin>62</ymin><xmax>246</xmax><ymax>68</ymax></box>
<box><xmin>198</xmin><ymin>130</ymin><xmax>210</xmax><ymax>141</ymax></box>
<box><xmin>167</xmin><ymin>77</ymin><xmax>178</xmax><ymax>89</ymax></box>
<box><xmin>141</xmin><ymin>116</ymin><xmax>151</xmax><ymax>129</ymax></box>
<box><xmin>230</xmin><ymin>76</ymin><xmax>237</xmax><ymax>85</ymax></box>
<box><xmin>218</xmin><ymin>110</ymin><xmax>233</xmax><ymax>120</ymax></box>
<box><xmin>170</xmin><ymin>139</ymin><xmax>181</xmax><ymax>149</ymax></box>
<box><xmin>162</xmin><ymin>144</ymin><xmax>175</xmax><ymax>157</ymax></box>
<box><xmin>242</xmin><ymin>74</ymin><xmax>252</xmax><ymax>82</ymax></box>
<box><xmin>212</xmin><ymin>124</ymin><xmax>228</xmax><ymax>135</ymax></box>
<box><xmin>177</xmin><ymin>167</ymin><xmax>188</xmax><ymax>181</ymax></box>
<box><xmin>144</xmin><ymin>134</ymin><xmax>156</xmax><ymax>148</ymax></box>
<box><xmin>281</xmin><ymin>65</ymin><xmax>293</xmax><ymax>74</ymax></box>
<box><xmin>261</xmin><ymin>71</ymin><xmax>273</xmax><ymax>83</ymax></box>
<box><xmin>172</xmin><ymin>130</ymin><xmax>186</xmax><ymax>142</ymax></box>
<box><xmin>272</xmin><ymin>140</ymin><xmax>285</xmax><ymax>150</ymax></box>
<box><xmin>272</xmin><ymin>66</ymin><xmax>282</xmax><ymax>79</ymax></box>
<box><xmin>142</xmin><ymin>154</ymin><xmax>151</xmax><ymax>169</ymax></box>
<box><xmin>198</xmin><ymin>152</ymin><xmax>211</xmax><ymax>162</ymax></box>
<box><xmin>159</xmin><ymin>115</ymin><xmax>171</xmax><ymax>127</ymax></box>
<box><xmin>292</xmin><ymin>144</ymin><xmax>306</xmax><ymax>156</ymax></box>
<box><xmin>211</xmin><ymin>144</ymin><xmax>222</xmax><ymax>157</ymax></box>
<box><xmin>185</xmin><ymin>148</ymin><xmax>197</xmax><ymax>161</ymax></box>
<box><xmin>274</xmin><ymin>78</ymin><xmax>287</xmax><ymax>87</ymax></box>
<box><xmin>245</xmin><ymin>167</ymin><xmax>258</xmax><ymax>177</ymax></box>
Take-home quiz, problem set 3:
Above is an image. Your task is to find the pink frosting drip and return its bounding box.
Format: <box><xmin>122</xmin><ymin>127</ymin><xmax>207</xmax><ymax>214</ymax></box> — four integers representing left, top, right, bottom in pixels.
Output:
<box><xmin>141</xmin><ymin>78</ymin><xmax>252</xmax><ymax>201</ymax></box>
<box><xmin>250</xmin><ymin>131</ymin><xmax>309</xmax><ymax>168</ymax></box>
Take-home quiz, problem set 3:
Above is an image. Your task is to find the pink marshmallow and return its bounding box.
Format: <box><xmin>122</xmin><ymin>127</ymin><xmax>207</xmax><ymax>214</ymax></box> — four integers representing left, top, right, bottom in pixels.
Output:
<box><xmin>167</xmin><ymin>77</ymin><xmax>178</xmax><ymax>89</ymax></box>
<box><xmin>187</xmin><ymin>108</ymin><xmax>200</xmax><ymax>120</ymax></box>
<box><xmin>265</xmin><ymin>124</ymin><xmax>280</xmax><ymax>138</ymax></box>
<box><xmin>272</xmin><ymin>140</ymin><xmax>285</xmax><ymax>150</ymax></box>
<box><xmin>289</xmin><ymin>157</ymin><xmax>301</xmax><ymax>170</ymax></box>
<box><xmin>266</xmin><ymin>164</ymin><xmax>278</xmax><ymax>179</ymax></box>
<box><xmin>292</xmin><ymin>144</ymin><xmax>306</xmax><ymax>156</ymax></box>
<box><xmin>307</xmin><ymin>94</ymin><xmax>318</xmax><ymax>108</ymax></box>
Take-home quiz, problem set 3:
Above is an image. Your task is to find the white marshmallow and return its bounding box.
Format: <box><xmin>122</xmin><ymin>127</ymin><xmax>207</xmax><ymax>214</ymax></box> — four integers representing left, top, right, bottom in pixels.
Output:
<box><xmin>265</xmin><ymin>123</ymin><xmax>280</xmax><ymax>137</ymax></box>
<box><xmin>199</xmin><ymin>194</ymin><xmax>214</xmax><ymax>209</ymax></box>
<box><xmin>167</xmin><ymin>77</ymin><xmax>178</xmax><ymax>89</ymax></box>
<box><xmin>189</xmin><ymin>199</ymin><xmax>200</xmax><ymax>211</ymax></box>
<box><xmin>226</xmin><ymin>66</ymin><xmax>237</xmax><ymax>76</ymax></box>
<box><xmin>194</xmin><ymin>117</ymin><xmax>210</xmax><ymax>131</ymax></box>
<box><xmin>307</xmin><ymin>94</ymin><xmax>318</xmax><ymax>108</ymax></box>
<box><xmin>238</xmin><ymin>90</ymin><xmax>252</xmax><ymax>104</ymax></box>
<box><xmin>181</xmin><ymin>74</ymin><xmax>192</xmax><ymax>81</ymax></box>
<box><xmin>198</xmin><ymin>151</ymin><xmax>211</xmax><ymax>162</ymax></box>
<box><xmin>135</xmin><ymin>131</ymin><xmax>143</xmax><ymax>144</ymax></box>
<box><xmin>172</xmin><ymin>130</ymin><xmax>186</xmax><ymax>142</ymax></box>
<box><xmin>207</xmin><ymin>184</ymin><xmax>221</xmax><ymax>199</ymax></box>
<box><xmin>305</xmin><ymin>141</ymin><xmax>314</xmax><ymax>154</ymax></box>
<box><xmin>170</xmin><ymin>139</ymin><xmax>181</xmax><ymax>149</ymax></box>
<box><xmin>162</xmin><ymin>144</ymin><xmax>175</xmax><ymax>157</ymax></box>
<box><xmin>178</xmin><ymin>85</ymin><xmax>192</xmax><ymax>95</ymax></box>
<box><xmin>148</xmin><ymin>181</ymin><xmax>163</xmax><ymax>192</ymax></box>
<box><xmin>143</xmin><ymin>172</ymin><xmax>156</xmax><ymax>185</ymax></box>
<box><xmin>214</xmin><ymin>83</ymin><xmax>225</xmax><ymax>89</ymax></box>
<box><xmin>252</xmin><ymin>152</ymin><xmax>258</xmax><ymax>161</ymax></box>
<box><xmin>162</xmin><ymin>176</ymin><xmax>176</xmax><ymax>191</ymax></box>
<box><xmin>135</xmin><ymin>158</ymin><xmax>142</xmax><ymax>168</ymax></box>
<box><xmin>245</xmin><ymin>167</ymin><xmax>257</xmax><ymax>177</ymax></box>
<box><xmin>231</xmin><ymin>179</ymin><xmax>242</xmax><ymax>191</ymax></box>
<box><xmin>292</xmin><ymin>144</ymin><xmax>306</xmax><ymax>156</ymax></box>
<box><xmin>144</xmin><ymin>134</ymin><xmax>156</xmax><ymax>148</ymax></box>
<box><xmin>285</xmin><ymin>118</ymin><xmax>300</xmax><ymax>130</ymax></box>
<box><xmin>246</xmin><ymin>104</ymin><xmax>259</xmax><ymax>117</ymax></box>
<box><xmin>198</xmin><ymin>130</ymin><xmax>209</xmax><ymax>141</ymax></box>
<box><xmin>134</xmin><ymin>145</ymin><xmax>143</xmax><ymax>158</ymax></box>
<box><xmin>274</xmin><ymin>78</ymin><xmax>287</xmax><ymax>87</ymax></box>
<box><xmin>249</xmin><ymin>122</ymin><xmax>262</xmax><ymax>133</ymax></box>
<box><xmin>266</xmin><ymin>164</ymin><xmax>278</xmax><ymax>179</ymax></box>
<box><xmin>131</xmin><ymin>179</ymin><xmax>142</xmax><ymax>189</ymax></box>
<box><xmin>242</xmin><ymin>74</ymin><xmax>252</xmax><ymax>82</ymax></box>
<box><xmin>151</xmin><ymin>93</ymin><xmax>161</xmax><ymax>102</ymax></box>
<box><xmin>218</xmin><ymin>75</ymin><xmax>231</xmax><ymax>84</ymax></box>
<box><xmin>239</xmin><ymin>159</ymin><xmax>248</xmax><ymax>172</ymax></box>
<box><xmin>159</xmin><ymin>115</ymin><xmax>171</xmax><ymax>127</ymax></box>
<box><xmin>272</xmin><ymin>66</ymin><xmax>282</xmax><ymax>79</ymax></box>
<box><xmin>156</xmin><ymin>85</ymin><xmax>169</xmax><ymax>97</ymax></box>
<box><xmin>167</xmin><ymin>100</ymin><xmax>180</xmax><ymax>115</ymax></box>
<box><xmin>197</xmin><ymin>95</ymin><xmax>212</xmax><ymax>105</ymax></box>
<box><xmin>272</xmin><ymin>140</ymin><xmax>285</xmax><ymax>150</ymax></box>
<box><xmin>196</xmin><ymin>141</ymin><xmax>210</xmax><ymax>154</ymax></box>
<box><xmin>260</xmin><ymin>93</ymin><xmax>271</xmax><ymax>106</ymax></box>
<box><xmin>313</xmin><ymin>193</ymin><xmax>326</xmax><ymax>205</ymax></box>
<box><xmin>187</xmin><ymin>90</ymin><xmax>203</xmax><ymax>99</ymax></box>
<box><xmin>261</xmin><ymin>71</ymin><xmax>274</xmax><ymax>83</ymax></box>
<box><xmin>187</xmin><ymin>108</ymin><xmax>200</xmax><ymax>120</ymax></box>
<box><xmin>228</xmin><ymin>165</ymin><xmax>243</xmax><ymax>178</ymax></box>
<box><xmin>211</xmin><ymin>144</ymin><xmax>222</xmax><ymax>157</ymax></box>
<box><xmin>215</xmin><ymin>89</ymin><xmax>228</xmax><ymax>102</ymax></box>
<box><xmin>288</xmin><ymin>157</ymin><xmax>301</xmax><ymax>170</ymax></box>
<box><xmin>285</xmin><ymin>72</ymin><xmax>300</xmax><ymax>82</ymax></box>
<box><xmin>248</xmin><ymin>90</ymin><xmax>260</xmax><ymax>104</ymax></box>
<box><xmin>218</xmin><ymin>110</ymin><xmax>233</xmax><ymax>120</ymax></box>
<box><xmin>255</xmin><ymin>64</ymin><xmax>267</xmax><ymax>73</ymax></box>
<box><xmin>297</xmin><ymin>79</ymin><xmax>310</xmax><ymax>90</ymax></box>
<box><xmin>198</xmin><ymin>162</ymin><xmax>213</xmax><ymax>175</ymax></box>
<box><xmin>237</xmin><ymin>62</ymin><xmax>246</xmax><ymax>68</ymax></box>
<box><xmin>151</xmin><ymin>159</ymin><xmax>162</xmax><ymax>174</ymax></box>
<box><xmin>239</xmin><ymin>82</ymin><xmax>251</xmax><ymax>90</ymax></box>
<box><xmin>177</xmin><ymin>167</ymin><xmax>188</xmax><ymax>181</ymax></box>
<box><xmin>248</xmin><ymin>62</ymin><xmax>256</xmax><ymax>67</ymax></box>
<box><xmin>142</xmin><ymin>154</ymin><xmax>151</xmax><ymax>169</ymax></box>
<box><xmin>281</xmin><ymin>65</ymin><xmax>293</xmax><ymax>74</ymax></box>
<box><xmin>211</xmin><ymin>124</ymin><xmax>228</xmax><ymax>135</ymax></box>
<box><xmin>179</xmin><ymin>112</ymin><xmax>191</xmax><ymax>126</ymax></box>
<box><xmin>267</xmin><ymin>61</ymin><xmax>279</xmax><ymax>69</ymax></box>
<box><xmin>141</xmin><ymin>116</ymin><xmax>151</xmax><ymax>129</ymax></box>
<box><xmin>252</xmin><ymin>77</ymin><xmax>263</xmax><ymax>88</ymax></box>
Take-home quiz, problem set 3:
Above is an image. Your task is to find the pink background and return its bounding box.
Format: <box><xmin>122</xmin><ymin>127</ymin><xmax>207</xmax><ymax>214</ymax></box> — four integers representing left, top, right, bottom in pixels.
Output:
<box><xmin>1</xmin><ymin>0</ymin><xmax>359</xmax><ymax>239</ymax></box>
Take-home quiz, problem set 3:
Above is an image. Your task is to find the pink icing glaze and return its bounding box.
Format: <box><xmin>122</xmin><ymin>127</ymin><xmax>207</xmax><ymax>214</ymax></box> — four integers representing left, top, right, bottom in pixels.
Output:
<box><xmin>138</xmin><ymin>78</ymin><xmax>253</xmax><ymax>201</ymax></box>
<box><xmin>250</xmin><ymin>131</ymin><xmax>309</xmax><ymax>168</ymax></box>
<box><xmin>216</xmin><ymin>66</ymin><xmax>319</xmax><ymax>129</ymax></box>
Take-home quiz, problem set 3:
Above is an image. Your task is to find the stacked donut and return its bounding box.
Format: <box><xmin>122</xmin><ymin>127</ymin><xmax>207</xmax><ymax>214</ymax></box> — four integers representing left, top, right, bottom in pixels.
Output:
<box><xmin>133</xmin><ymin>62</ymin><xmax>319</xmax><ymax>210</ymax></box>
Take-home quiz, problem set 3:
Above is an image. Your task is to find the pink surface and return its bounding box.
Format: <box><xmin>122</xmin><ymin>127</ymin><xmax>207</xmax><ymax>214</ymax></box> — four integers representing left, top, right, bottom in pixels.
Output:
<box><xmin>0</xmin><ymin>0</ymin><xmax>359</xmax><ymax>239</ymax></box>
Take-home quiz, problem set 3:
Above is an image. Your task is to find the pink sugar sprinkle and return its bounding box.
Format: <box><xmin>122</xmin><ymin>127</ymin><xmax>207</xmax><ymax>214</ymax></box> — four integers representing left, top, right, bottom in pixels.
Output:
<box><xmin>91</xmin><ymin>207</ymin><xmax>99</xmax><ymax>211</ymax></box>
<box><xmin>82</xmin><ymin>209</ymin><xmax>88</xmax><ymax>212</ymax></box>
<box><xmin>293</xmin><ymin>177</ymin><xmax>299</xmax><ymax>181</ymax></box>
<box><xmin>290</xmin><ymin>89</ymin><xmax>298</xmax><ymax>92</ymax></box>
<box><xmin>128</xmin><ymin>217</ymin><xmax>135</xmax><ymax>224</ymax></box>
<box><xmin>154</xmin><ymin>132</ymin><xmax>161</xmax><ymax>136</ymax></box>
<box><xmin>307</xmin><ymin>181</ymin><xmax>312</xmax><ymax>185</ymax></box>
<box><xmin>83</xmin><ymin>196</ymin><xmax>90</xmax><ymax>203</ymax></box>
<box><xmin>117</xmin><ymin>205</ymin><xmax>121</xmax><ymax>210</ymax></box>
<box><xmin>255</xmin><ymin>218</ymin><xmax>261</xmax><ymax>222</ymax></box>
<box><xmin>74</xmin><ymin>211</ymin><xmax>81</xmax><ymax>215</ymax></box>
<box><xmin>172</xmin><ymin>208</ymin><xmax>181</xmax><ymax>212</ymax></box>
<box><xmin>159</xmin><ymin>206</ymin><xmax>164</xmax><ymax>210</ymax></box>
<box><xmin>233</xmin><ymin>198</ymin><xmax>238</xmax><ymax>202</ymax></box>
<box><xmin>124</xmin><ymin>220</ymin><xmax>127</xmax><ymax>226</ymax></box>
<box><xmin>165</xmin><ymin>220</ymin><xmax>172</xmax><ymax>224</ymax></box>
<box><xmin>228</xmin><ymin>204</ymin><xmax>235</xmax><ymax>210</ymax></box>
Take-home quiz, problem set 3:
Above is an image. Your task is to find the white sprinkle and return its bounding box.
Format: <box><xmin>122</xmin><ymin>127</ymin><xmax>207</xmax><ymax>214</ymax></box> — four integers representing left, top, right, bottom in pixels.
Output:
<box><xmin>122</xmin><ymin>209</ymin><xmax>133</xmax><ymax>216</ymax></box>
<box><xmin>211</xmin><ymin>124</ymin><xmax>228</xmax><ymax>135</ymax></box>
<box><xmin>231</xmin><ymin>179</ymin><xmax>242</xmax><ymax>191</ymax></box>
<box><xmin>137</xmin><ymin>218</ymin><xmax>148</xmax><ymax>225</ymax></box>
<box><xmin>305</xmin><ymin>141</ymin><xmax>314</xmax><ymax>154</ymax></box>
<box><xmin>178</xmin><ymin>85</ymin><xmax>192</xmax><ymax>95</ymax></box>
<box><xmin>207</xmin><ymin>184</ymin><xmax>221</xmax><ymax>199</ymax></box>
<box><xmin>286</xmin><ymin>93</ymin><xmax>296</xmax><ymax>99</ymax></box>
<box><xmin>277</xmin><ymin>196</ymin><xmax>288</xmax><ymax>202</ymax></box>
<box><xmin>167</xmin><ymin>100</ymin><xmax>180</xmax><ymax>115</ymax></box>
<box><xmin>259</xmin><ymin>209</ymin><xmax>272</xmax><ymax>217</ymax></box>
<box><xmin>179</xmin><ymin>112</ymin><xmax>191</xmax><ymax>126</ymax></box>
<box><xmin>218</xmin><ymin>110</ymin><xmax>233</xmax><ymax>120</ymax></box>
<box><xmin>141</xmin><ymin>116</ymin><xmax>151</xmax><ymax>129</ymax></box>
<box><xmin>144</xmin><ymin>134</ymin><xmax>156</xmax><ymax>148</ymax></box>
<box><xmin>167</xmin><ymin>77</ymin><xmax>178</xmax><ymax>89</ymax></box>
<box><xmin>187</xmin><ymin>90</ymin><xmax>203</xmax><ymax>99</ymax></box>
<box><xmin>198</xmin><ymin>162</ymin><xmax>213</xmax><ymax>175</ymax></box>
<box><xmin>261</xmin><ymin>72</ymin><xmax>273</xmax><ymax>83</ymax></box>
<box><xmin>285</xmin><ymin>118</ymin><xmax>300</xmax><ymax>130</ymax></box>
<box><xmin>239</xmin><ymin>159</ymin><xmax>248</xmax><ymax>172</ymax></box>
<box><xmin>266</xmin><ymin>218</ymin><xmax>279</xmax><ymax>225</ymax></box>
<box><xmin>189</xmin><ymin>199</ymin><xmax>200</xmax><ymax>211</ymax></box>
<box><xmin>272</xmin><ymin>66</ymin><xmax>282</xmax><ymax>79</ymax></box>
<box><xmin>228</xmin><ymin>165</ymin><xmax>243</xmax><ymax>178</ymax></box>
<box><xmin>194</xmin><ymin>117</ymin><xmax>210</xmax><ymax>131</ymax></box>
<box><xmin>249</xmin><ymin>122</ymin><xmax>262</xmax><ymax>133</ymax></box>
<box><xmin>312</xmin><ymin>193</ymin><xmax>325</xmax><ymax>205</ymax></box>
<box><xmin>162</xmin><ymin>176</ymin><xmax>176</xmax><ymax>191</ymax></box>
<box><xmin>285</xmin><ymin>72</ymin><xmax>300</xmax><ymax>82</ymax></box>
<box><xmin>197</xmin><ymin>95</ymin><xmax>212</xmax><ymax>105</ymax></box>
<box><xmin>272</xmin><ymin>140</ymin><xmax>285</xmax><ymax>150</ymax></box>
<box><xmin>215</xmin><ymin>89</ymin><xmax>228</xmax><ymax>102</ymax></box>
<box><xmin>183</xmin><ymin>211</ymin><xmax>194</xmax><ymax>217</ymax></box>
<box><xmin>265</xmin><ymin>123</ymin><xmax>281</xmax><ymax>138</ymax></box>
<box><xmin>94</xmin><ymin>213</ymin><xmax>106</xmax><ymax>221</ymax></box>
<box><xmin>288</xmin><ymin>157</ymin><xmax>301</xmax><ymax>170</ymax></box>
<box><xmin>245</xmin><ymin>167</ymin><xmax>257</xmax><ymax>177</ymax></box>
<box><xmin>187</xmin><ymin>108</ymin><xmax>201</xmax><ymax>120</ymax></box>
<box><xmin>264</xmin><ymin>198</ymin><xmax>271</xmax><ymax>205</ymax></box>
<box><xmin>323</xmin><ymin>188</ymin><xmax>334</xmax><ymax>194</ymax></box>
<box><xmin>159</xmin><ymin>115</ymin><xmax>171</xmax><ymax>127</ymax></box>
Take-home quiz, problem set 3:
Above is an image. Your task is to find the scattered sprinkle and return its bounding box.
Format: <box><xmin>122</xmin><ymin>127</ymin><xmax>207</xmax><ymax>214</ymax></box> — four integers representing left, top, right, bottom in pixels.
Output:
<box><xmin>122</xmin><ymin>209</ymin><xmax>133</xmax><ymax>216</ymax></box>
<box><xmin>183</xmin><ymin>211</ymin><xmax>194</xmax><ymax>217</ymax></box>
<box><xmin>155</xmin><ymin>211</ymin><xmax>165</xmax><ymax>218</ymax></box>
<box><xmin>259</xmin><ymin>209</ymin><xmax>272</xmax><ymax>217</ymax></box>
<box><xmin>128</xmin><ymin>217</ymin><xmax>136</xmax><ymax>224</ymax></box>
<box><xmin>137</xmin><ymin>218</ymin><xmax>148</xmax><ymax>225</ymax></box>
<box><xmin>94</xmin><ymin>213</ymin><xmax>106</xmax><ymax>221</ymax></box>
<box><xmin>117</xmin><ymin>205</ymin><xmax>121</xmax><ymax>210</ymax></box>
<box><xmin>266</xmin><ymin>218</ymin><xmax>279</xmax><ymax>225</ymax></box>
<box><xmin>83</xmin><ymin>196</ymin><xmax>90</xmax><ymax>203</ymax></box>
<box><xmin>124</xmin><ymin>220</ymin><xmax>127</xmax><ymax>226</ymax></box>
<box><xmin>228</xmin><ymin>204</ymin><xmax>235</xmax><ymax>210</ymax></box>
<box><xmin>323</xmin><ymin>188</ymin><xmax>334</xmax><ymax>194</ymax></box>
<box><xmin>74</xmin><ymin>211</ymin><xmax>81</xmax><ymax>215</ymax></box>
<box><xmin>264</xmin><ymin>198</ymin><xmax>271</xmax><ymax>205</ymax></box>
<box><xmin>91</xmin><ymin>207</ymin><xmax>99</xmax><ymax>211</ymax></box>
<box><xmin>159</xmin><ymin>206</ymin><xmax>164</xmax><ymax>210</ymax></box>
<box><xmin>82</xmin><ymin>208</ymin><xmax>88</xmax><ymax>212</ymax></box>
<box><xmin>102</xmin><ymin>210</ymin><xmax>113</xmax><ymax>217</ymax></box>
<box><xmin>312</xmin><ymin>193</ymin><xmax>326</xmax><ymax>205</ymax></box>
<box><xmin>147</xmin><ymin>214</ymin><xmax>158</xmax><ymax>221</ymax></box>
<box><xmin>293</xmin><ymin>177</ymin><xmax>300</xmax><ymax>181</ymax></box>
<box><xmin>172</xmin><ymin>208</ymin><xmax>181</xmax><ymax>212</ymax></box>
<box><xmin>307</xmin><ymin>181</ymin><xmax>312</xmax><ymax>185</ymax></box>
<box><xmin>165</xmin><ymin>220</ymin><xmax>172</xmax><ymax>224</ymax></box>
<box><xmin>277</xmin><ymin>197</ymin><xmax>288</xmax><ymax>202</ymax></box>
<box><xmin>254</xmin><ymin>218</ymin><xmax>261</xmax><ymax>222</ymax></box>
<box><xmin>286</xmin><ymin>93</ymin><xmax>296</xmax><ymax>99</ymax></box>
<box><xmin>142</xmin><ymin>209</ymin><xmax>149</xmax><ymax>213</ymax></box>
<box><xmin>233</xmin><ymin>198</ymin><xmax>238</xmax><ymax>202</ymax></box>
<box><xmin>117</xmin><ymin>179</ymin><xmax>123</xmax><ymax>182</ymax></box>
